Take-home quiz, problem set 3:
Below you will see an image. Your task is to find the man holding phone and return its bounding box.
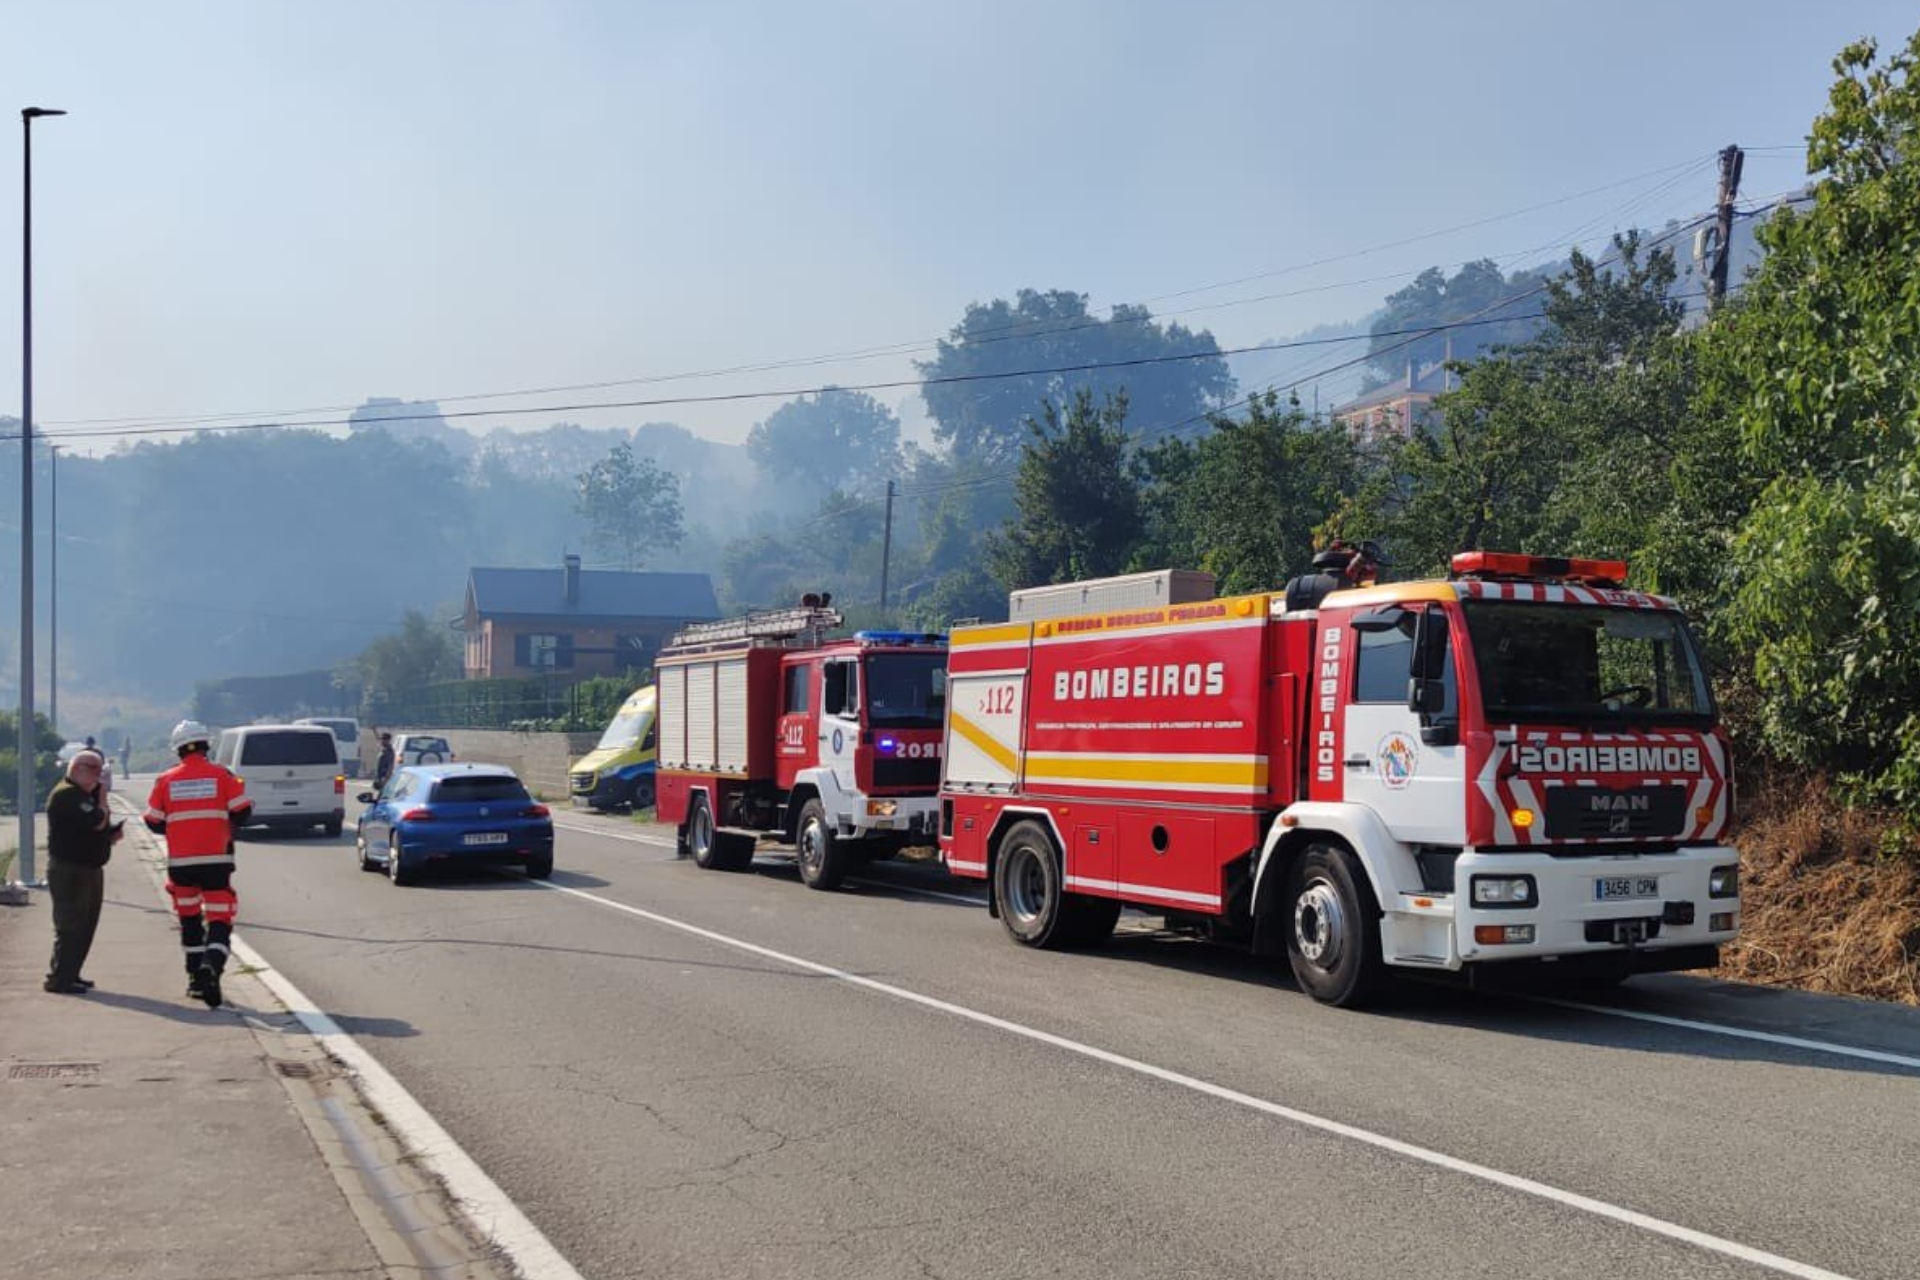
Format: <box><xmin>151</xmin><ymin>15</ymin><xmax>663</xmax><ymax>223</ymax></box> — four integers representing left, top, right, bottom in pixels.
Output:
<box><xmin>44</xmin><ymin>749</ymin><xmax>122</xmax><ymax>994</ymax></box>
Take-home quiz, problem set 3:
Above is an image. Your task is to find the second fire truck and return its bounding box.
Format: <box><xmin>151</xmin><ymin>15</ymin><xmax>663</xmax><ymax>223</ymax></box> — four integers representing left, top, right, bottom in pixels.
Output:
<box><xmin>939</xmin><ymin>556</ymin><xmax>1741</xmax><ymax>1005</ymax></box>
<box><xmin>655</xmin><ymin>603</ymin><xmax>948</xmax><ymax>890</ymax></box>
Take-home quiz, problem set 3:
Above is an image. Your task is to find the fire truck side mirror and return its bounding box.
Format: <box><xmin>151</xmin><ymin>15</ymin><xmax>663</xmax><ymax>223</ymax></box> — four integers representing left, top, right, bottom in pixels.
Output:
<box><xmin>1351</xmin><ymin>609</ymin><xmax>1405</xmax><ymax>634</ymax></box>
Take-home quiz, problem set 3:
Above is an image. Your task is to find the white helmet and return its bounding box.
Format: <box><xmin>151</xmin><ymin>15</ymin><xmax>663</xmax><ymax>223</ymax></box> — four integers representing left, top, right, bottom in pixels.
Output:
<box><xmin>169</xmin><ymin>719</ymin><xmax>213</xmax><ymax>753</ymax></box>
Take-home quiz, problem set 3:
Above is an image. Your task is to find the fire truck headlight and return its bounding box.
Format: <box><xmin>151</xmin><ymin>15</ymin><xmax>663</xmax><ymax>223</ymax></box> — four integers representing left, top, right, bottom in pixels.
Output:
<box><xmin>1709</xmin><ymin>865</ymin><xmax>1740</xmax><ymax>898</ymax></box>
<box><xmin>866</xmin><ymin>800</ymin><xmax>898</xmax><ymax>817</ymax></box>
<box><xmin>1471</xmin><ymin>874</ymin><xmax>1536</xmax><ymax>908</ymax></box>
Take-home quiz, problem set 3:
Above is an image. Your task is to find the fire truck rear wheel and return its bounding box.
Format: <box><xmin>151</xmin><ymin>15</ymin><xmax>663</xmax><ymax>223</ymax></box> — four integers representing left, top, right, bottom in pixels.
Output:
<box><xmin>688</xmin><ymin>797</ymin><xmax>721</xmax><ymax>869</ymax></box>
<box><xmin>996</xmin><ymin>821</ymin><xmax>1114</xmax><ymax>949</ymax></box>
<box><xmin>796</xmin><ymin>799</ymin><xmax>850</xmax><ymax>891</ymax></box>
<box><xmin>1284</xmin><ymin>843</ymin><xmax>1383</xmax><ymax>1007</ymax></box>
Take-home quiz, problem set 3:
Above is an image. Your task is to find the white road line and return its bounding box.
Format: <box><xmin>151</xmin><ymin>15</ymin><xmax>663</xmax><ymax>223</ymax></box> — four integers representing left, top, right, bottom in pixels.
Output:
<box><xmin>549</xmin><ymin>817</ymin><xmax>986</xmax><ymax>905</ymax></box>
<box><xmin>1537</xmin><ymin>997</ymin><xmax>1920</xmax><ymax>1071</ymax></box>
<box><xmin>234</xmin><ymin>935</ymin><xmax>586</xmax><ymax>1280</ymax></box>
<box><xmin>546</xmin><ymin>880</ymin><xmax>1859</xmax><ymax>1280</ymax></box>
<box><xmin>549</xmin><ymin>817</ymin><xmax>1914</xmax><ymax>1066</ymax></box>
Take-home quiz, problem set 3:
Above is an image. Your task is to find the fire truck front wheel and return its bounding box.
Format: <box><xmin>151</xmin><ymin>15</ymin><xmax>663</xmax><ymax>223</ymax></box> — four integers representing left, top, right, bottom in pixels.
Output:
<box><xmin>795</xmin><ymin>799</ymin><xmax>852</xmax><ymax>891</ymax></box>
<box><xmin>993</xmin><ymin>821</ymin><xmax>1118</xmax><ymax>949</ymax></box>
<box><xmin>1284</xmin><ymin>843</ymin><xmax>1383</xmax><ymax>1007</ymax></box>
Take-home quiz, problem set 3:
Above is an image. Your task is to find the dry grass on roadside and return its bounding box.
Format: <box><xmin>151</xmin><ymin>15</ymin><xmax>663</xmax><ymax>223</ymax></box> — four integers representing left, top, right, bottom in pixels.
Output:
<box><xmin>1709</xmin><ymin>775</ymin><xmax>1920</xmax><ymax>1006</ymax></box>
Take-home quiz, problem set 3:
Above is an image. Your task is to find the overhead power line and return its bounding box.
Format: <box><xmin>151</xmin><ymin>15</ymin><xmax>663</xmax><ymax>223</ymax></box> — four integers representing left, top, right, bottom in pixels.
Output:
<box><xmin>38</xmin><ymin>152</ymin><xmax>1731</xmax><ymax>434</ymax></box>
<box><xmin>6</xmin><ymin>309</ymin><xmax>1580</xmax><ymax>444</ymax></box>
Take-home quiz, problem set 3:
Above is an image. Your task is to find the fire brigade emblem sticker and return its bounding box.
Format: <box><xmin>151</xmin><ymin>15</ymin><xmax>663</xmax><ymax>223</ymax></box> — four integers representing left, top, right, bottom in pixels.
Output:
<box><xmin>832</xmin><ymin>728</ymin><xmax>845</xmax><ymax>754</ymax></box>
<box><xmin>1376</xmin><ymin>733</ymin><xmax>1419</xmax><ymax>789</ymax></box>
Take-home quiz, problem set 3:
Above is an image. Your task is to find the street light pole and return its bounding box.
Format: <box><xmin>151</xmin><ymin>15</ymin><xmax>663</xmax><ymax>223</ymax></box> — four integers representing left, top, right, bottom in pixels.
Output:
<box><xmin>48</xmin><ymin>442</ymin><xmax>59</xmax><ymax>737</ymax></box>
<box><xmin>13</xmin><ymin>106</ymin><xmax>65</xmax><ymax>892</ymax></box>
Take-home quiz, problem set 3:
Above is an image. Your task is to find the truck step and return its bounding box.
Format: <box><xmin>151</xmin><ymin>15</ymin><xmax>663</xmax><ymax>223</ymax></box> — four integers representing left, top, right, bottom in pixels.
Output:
<box><xmin>715</xmin><ymin>826</ymin><xmax>766</xmax><ymax>844</ymax></box>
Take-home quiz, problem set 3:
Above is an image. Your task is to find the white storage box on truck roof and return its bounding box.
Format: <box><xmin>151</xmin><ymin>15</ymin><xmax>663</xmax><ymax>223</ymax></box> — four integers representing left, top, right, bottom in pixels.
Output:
<box><xmin>1008</xmin><ymin>569</ymin><xmax>1216</xmax><ymax>622</ymax></box>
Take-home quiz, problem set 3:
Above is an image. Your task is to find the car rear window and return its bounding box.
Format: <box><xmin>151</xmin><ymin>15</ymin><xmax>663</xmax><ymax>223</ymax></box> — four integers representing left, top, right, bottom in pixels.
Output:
<box><xmin>406</xmin><ymin>737</ymin><xmax>451</xmax><ymax>755</ymax></box>
<box><xmin>432</xmin><ymin>775</ymin><xmax>529</xmax><ymax>803</ymax></box>
<box><xmin>239</xmin><ymin>731</ymin><xmax>338</xmax><ymax>767</ymax></box>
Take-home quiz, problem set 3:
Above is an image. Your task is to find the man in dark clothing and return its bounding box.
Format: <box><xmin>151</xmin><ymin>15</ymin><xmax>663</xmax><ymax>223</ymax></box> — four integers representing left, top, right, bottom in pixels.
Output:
<box><xmin>1282</xmin><ymin>539</ymin><xmax>1392</xmax><ymax>612</ymax></box>
<box><xmin>44</xmin><ymin>749</ymin><xmax>121</xmax><ymax>994</ymax></box>
<box><xmin>373</xmin><ymin>732</ymin><xmax>396</xmax><ymax>790</ymax></box>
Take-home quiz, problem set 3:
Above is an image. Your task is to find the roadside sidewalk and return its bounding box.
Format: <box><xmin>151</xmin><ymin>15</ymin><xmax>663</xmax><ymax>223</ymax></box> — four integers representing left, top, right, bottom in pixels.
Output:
<box><xmin>0</xmin><ymin>793</ymin><xmax>510</xmax><ymax>1280</ymax></box>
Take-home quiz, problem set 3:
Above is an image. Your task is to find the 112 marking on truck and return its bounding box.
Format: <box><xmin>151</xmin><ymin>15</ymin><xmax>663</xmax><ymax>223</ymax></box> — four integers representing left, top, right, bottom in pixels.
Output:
<box><xmin>938</xmin><ymin>556</ymin><xmax>1740</xmax><ymax>1006</ymax></box>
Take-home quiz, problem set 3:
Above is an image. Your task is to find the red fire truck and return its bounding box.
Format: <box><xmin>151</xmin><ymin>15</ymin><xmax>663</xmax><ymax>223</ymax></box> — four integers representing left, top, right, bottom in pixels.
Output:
<box><xmin>655</xmin><ymin>604</ymin><xmax>949</xmax><ymax>890</ymax></box>
<box><xmin>939</xmin><ymin>555</ymin><xmax>1740</xmax><ymax>1005</ymax></box>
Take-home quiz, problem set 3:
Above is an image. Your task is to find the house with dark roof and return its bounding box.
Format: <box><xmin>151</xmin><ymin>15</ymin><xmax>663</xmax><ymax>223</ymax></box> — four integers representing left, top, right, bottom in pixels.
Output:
<box><xmin>461</xmin><ymin>556</ymin><xmax>720</xmax><ymax>680</ymax></box>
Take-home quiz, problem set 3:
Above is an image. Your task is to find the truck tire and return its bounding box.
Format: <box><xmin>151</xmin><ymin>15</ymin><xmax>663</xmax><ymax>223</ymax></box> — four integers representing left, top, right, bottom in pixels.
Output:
<box><xmin>688</xmin><ymin>796</ymin><xmax>754</xmax><ymax>872</ymax></box>
<box><xmin>1284</xmin><ymin>843</ymin><xmax>1382</xmax><ymax>1007</ymax></box>
<box><xmin>795</xmin><ymin>799</ymin><xmax>850</xmax><ymax>891</ymax></box>
<box><xmin>688</xmin><ymin>797</ymin><xmax>722</xmax><ymax>869</ymax></box>
<box><xmin>993</xmin><ymin>820</ymin><xmax>1114</xmax><ymax>949</ymax></box>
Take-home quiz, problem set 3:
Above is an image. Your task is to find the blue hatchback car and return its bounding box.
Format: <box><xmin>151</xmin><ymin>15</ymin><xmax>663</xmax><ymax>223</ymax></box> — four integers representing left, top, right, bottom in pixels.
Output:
<box><xmin>355</xmin><ymin>763</ymin><xmax>554</xmax><ymax>886</ymax></box>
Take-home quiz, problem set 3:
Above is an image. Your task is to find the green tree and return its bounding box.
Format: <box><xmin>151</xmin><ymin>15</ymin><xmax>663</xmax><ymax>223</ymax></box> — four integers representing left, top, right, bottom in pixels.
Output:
<box><xmin>350</xmin><ymin>609</ymin><xmax>463</xmax><ymax>706</ymax></box>
<box><xmin>1365</xmin><ymin>259</ymin><xmax>1550</xmax><ymax>388</ymax></box>
<box><xmin>917</xmin><ymin>289</ymin><xmax>1235</xmax><ymax>467</ymax></box>
<box><xmin>576</xmin><ymin>442</ymin><xmax>685</xmax><ymax>570</ymax></box>
<box><xmin>1137</xmin><ymin>393</ymin><xmax>1362</xmax><ymax>593</ymax></box>
<box><xmin>0</xmin><ymin>710</ymin><xmax>64</xmax><ymax>817</ymax></box>
<box><xmin>987</xmin><ymin>391</ymin><xmax>1143</xmax><ymax>590</ymax></box>
<box><xmin>1701</xmin><ymin>32</ymin><xmax>1920</xmax><ymax>803</ymax></box>
<box><xmin>746</xmin><ymin>388</ymin><xmax>900</xmax><ymax>495</ymax></box>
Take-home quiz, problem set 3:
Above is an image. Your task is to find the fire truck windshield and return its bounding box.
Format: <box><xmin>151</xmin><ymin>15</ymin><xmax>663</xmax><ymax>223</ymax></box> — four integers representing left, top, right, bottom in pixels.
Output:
<box><xmin>1462</xmin><ymin>601</ymin><xmax>1713</xmax><ymax>726</ymax></box>
<box><xmin>862</xmin><ymin>651</ymin><xmax>946</xmax><ymax>729</ymax></box>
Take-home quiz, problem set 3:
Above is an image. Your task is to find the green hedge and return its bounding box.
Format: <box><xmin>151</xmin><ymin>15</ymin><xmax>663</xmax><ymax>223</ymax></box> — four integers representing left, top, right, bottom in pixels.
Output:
<box><xmin>375</xmin><ymin>673</ymin><xmax>642</xmax><ymax>732</ymax></box>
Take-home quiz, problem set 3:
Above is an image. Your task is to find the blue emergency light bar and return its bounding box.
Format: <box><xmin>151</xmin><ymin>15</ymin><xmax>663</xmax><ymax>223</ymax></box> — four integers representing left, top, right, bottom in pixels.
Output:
<box><xmin>853</xmin><ymin>629</ymin><xmax>947</xmax><ymax>646</ymax></box>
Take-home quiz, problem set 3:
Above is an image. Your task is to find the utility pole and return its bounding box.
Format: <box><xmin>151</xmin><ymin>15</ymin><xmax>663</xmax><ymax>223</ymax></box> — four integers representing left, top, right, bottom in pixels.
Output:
<box><xmin>49</xmin><ymin>443</ymin><xmax>59</xmax><ymax>736</ymax></box>
<box><xmin>878</xmin><ymin>479</ymin><xmax>895</xmax><ymax>611</ymax></box>
<box><xmin>1707</xmin><ymin>144</ymin><xmax>1745</xmax><ymax>311</ymax></box>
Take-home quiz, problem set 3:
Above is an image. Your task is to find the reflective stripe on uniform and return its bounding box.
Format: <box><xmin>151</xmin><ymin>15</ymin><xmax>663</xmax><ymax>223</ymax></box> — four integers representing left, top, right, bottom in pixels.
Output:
<box><xmin>166</xmin><ymin>854</ymin><xmax>236</xmax><ymax>868</ymax></box>
<box><xmin>164</xmin><ymin>806</ymin><xmax>231</xmax><ymax>823</ymax></box>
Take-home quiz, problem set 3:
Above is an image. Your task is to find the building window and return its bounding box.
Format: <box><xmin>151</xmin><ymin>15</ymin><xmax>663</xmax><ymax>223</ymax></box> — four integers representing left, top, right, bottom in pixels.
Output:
<box><xmin>515</xmin><ymin>633</ymin><xmax>575</xmax><ymax>669</ymax></box>
<box><xmin>614</xmin><ymin>634</ymin><xmax>655</xmax><ymax>669</ymax></box>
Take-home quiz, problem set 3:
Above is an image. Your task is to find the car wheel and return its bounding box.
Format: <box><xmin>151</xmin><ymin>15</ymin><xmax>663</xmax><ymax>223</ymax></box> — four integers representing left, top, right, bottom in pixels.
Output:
<box><xmin>387</xmin><ymin>833</ymin><xmax>411</xmax><ymax>887</ymax></box>
<box><xmin>324</xmin><ymin>818</ymin><xmax>343</xmax><ymax>838</ymax></box>
<box><xmin>630</xmin><ymin>778</ymin><xmax>655</xmax><ymax>810</ymax></box>
<box><xmin>525</xmin><ymin>854</ymin><xmax>554</xmax><ymax>879</ymax></box>
<box><xmin>795</xmin><ymin>799</ymin><xmax>850</xmax><ymax>891</ymax></box>
<box><xmin>1284</xmin><ymin>843</ymin><xmax>1382</xmax><ymax>1007</ymax></box>
<box><xmin>356</xmin><ymin>831</ymin><xmax>376</xmax><ymax>872</ymax></box>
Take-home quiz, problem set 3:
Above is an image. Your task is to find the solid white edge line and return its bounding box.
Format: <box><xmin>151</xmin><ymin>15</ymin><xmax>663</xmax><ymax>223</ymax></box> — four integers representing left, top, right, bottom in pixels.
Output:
<box><xmin>232</xmin><ymin>935</ymin><xmax>587</xmax><ymax>1280</ymax></box>
<box><xmin>546</xmin><ymin>881</ymin><xmax>1860</xmax><ymax>1280</ymax></box>
<box><xmin>1537</xmin><ymin>997</ymin><xmax>1920</xmax><ymax>1071</ymax></box>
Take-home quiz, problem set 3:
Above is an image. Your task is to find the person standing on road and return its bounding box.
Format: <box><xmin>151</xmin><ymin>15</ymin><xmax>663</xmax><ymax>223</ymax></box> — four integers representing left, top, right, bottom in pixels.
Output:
<box><xmin>373</xmin><ymin>731</ymin><xmax>395</xmax><ymax>790</ymax></box>
<box><xmin>43</xmin><ymin>749</ymin><xmax>122</xmax><ymax>994</ymax></box>
<box><xmin>119</xmin><ymin>736</ymin><xmax>132</xmax><ymax>779</ymax></box>
<box><xmin>144</xmin><ymin>720</ymin><xmax>252</xmax><ymax>1008</ymax></box>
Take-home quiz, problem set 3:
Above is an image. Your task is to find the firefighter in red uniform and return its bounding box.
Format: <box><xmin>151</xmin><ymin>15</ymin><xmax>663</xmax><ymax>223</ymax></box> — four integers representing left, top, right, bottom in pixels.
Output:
<box><xmin>144</xmin><ymin>720</ymin><xmax>252</xmax><ymax>1008</ymax></box>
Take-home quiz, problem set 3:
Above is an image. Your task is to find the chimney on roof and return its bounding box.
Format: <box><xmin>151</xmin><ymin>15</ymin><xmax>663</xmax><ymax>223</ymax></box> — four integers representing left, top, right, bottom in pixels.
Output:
<box><xmin>563</xmin><ymin>554</ymin><xmax>581</xmax><ymax>607</ymax></box>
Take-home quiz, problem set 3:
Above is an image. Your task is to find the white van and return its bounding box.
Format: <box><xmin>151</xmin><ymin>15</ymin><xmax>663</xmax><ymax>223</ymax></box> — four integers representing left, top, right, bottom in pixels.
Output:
<box><xmin>214</xmin><ymin>724</ymin><xmax>346</xmax><ymax>836</ymax></box>
<box><xmin>296</xmin><ymin>716</ymin><xmax>365</xmax><ymax>777</ymax></box>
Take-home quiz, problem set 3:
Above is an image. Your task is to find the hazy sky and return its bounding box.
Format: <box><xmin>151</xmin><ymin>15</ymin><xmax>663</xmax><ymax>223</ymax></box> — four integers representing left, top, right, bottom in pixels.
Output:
<box><xmin>3</xmin><ymin>1</ymin><xmax>1913</xmax><ymax>452</ymax></box>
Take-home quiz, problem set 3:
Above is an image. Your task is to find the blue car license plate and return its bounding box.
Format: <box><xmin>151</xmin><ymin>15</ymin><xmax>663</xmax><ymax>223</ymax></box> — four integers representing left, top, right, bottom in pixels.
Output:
<box><xmin>463</xmin><ymin>832</ymin><xmax>509</xmax><ymax>846</ymax></box>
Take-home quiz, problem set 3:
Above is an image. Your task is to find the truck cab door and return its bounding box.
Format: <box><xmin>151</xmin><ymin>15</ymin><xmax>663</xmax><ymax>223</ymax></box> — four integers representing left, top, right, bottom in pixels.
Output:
<box><xmin>776</xmin><ymin>659</ymin><xmax>818</xmax><ymax>789</ymax></box>
<box><xmin>819</xmin><ymin>658</ymin><xmax>861</xmax><ymax>794</ymax></box>
<box><xmin>1339</xmin><ymin>603</ymin><xmax>1467</xmax><ymax>845</ymax></box>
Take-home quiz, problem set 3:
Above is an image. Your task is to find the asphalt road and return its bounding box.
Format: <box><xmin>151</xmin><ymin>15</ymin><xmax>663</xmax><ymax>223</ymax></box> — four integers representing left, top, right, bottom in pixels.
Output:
<box><xmin>222</xmin><ymin>804</ymin><xmax>1920</xmax><ymax>1280</ymax></box>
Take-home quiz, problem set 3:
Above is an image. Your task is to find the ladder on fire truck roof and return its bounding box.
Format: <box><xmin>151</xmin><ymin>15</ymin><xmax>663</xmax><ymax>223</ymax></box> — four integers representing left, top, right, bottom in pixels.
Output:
<box><xmin>666</xmin><ymin>606</ymin><xmax>844</xmax><ymax>651</ymax></box>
